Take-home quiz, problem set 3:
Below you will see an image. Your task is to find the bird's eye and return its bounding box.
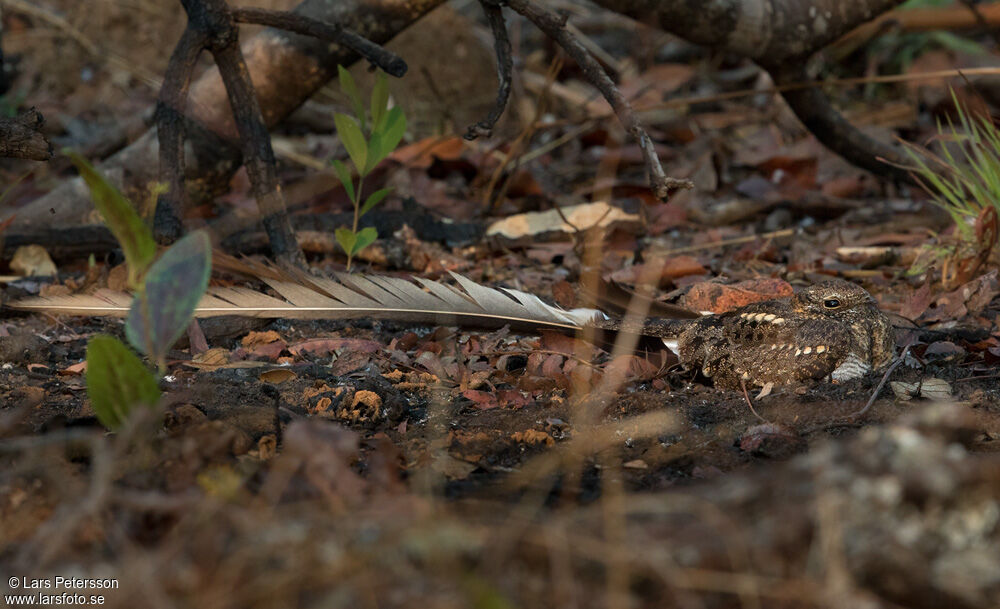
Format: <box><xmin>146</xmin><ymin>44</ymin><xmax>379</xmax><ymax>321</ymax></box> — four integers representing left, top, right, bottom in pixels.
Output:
<box><xmin>823</xmin><ymin>298</ymin><xmax>841</xmax><ymax>309</ymax></box>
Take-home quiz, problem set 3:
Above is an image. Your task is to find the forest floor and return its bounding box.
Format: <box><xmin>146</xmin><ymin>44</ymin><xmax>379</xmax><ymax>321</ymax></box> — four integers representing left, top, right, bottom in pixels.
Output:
<box><xmin>2</xmin><ymin>2</ymin><xmax>1000</xmax><ymax>608</ymax></box>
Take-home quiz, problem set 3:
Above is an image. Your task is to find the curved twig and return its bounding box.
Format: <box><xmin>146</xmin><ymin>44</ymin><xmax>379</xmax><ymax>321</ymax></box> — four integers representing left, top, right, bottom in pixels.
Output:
<box><xmin>768</xmin><ymin>64</ymin><xmax>914</xmax><ymax>183</ymax></box>
<box><xmin>504</xmin><ymin>0</ymin><xmax>693</xmax><ymax>200</ymax></box>
<box><xmin>230</xmin><ymin>8</ymin><xmax>407</xmax><ymax>77</ymax></box>
<box><xmin>465</xmin><ymin>0</ymin><xmax>513</xmax><ymax>140</ymax></box>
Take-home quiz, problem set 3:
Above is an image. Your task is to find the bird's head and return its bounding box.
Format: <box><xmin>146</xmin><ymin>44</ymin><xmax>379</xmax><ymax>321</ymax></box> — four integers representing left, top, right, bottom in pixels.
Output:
<box><xmin>793</xmin><ymin>280</ymin><xmax>878</xmax><ymax>321</ymax></box>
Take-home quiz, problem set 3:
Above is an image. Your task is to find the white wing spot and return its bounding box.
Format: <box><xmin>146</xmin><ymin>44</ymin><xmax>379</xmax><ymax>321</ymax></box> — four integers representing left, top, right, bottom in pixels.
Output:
<box><xmin>763</xmin><ymin>314</ymin><xmax>776</xmax><ymax>322</ymax></box>
<box><xmin>794</xmin><ymin>348</ymin><xmax>802</xmax><ymax>356</ymax></box>
<box><xmin>831</xmin><ymin>353</ymin><xmax>870</xmax><ymax>381</ymax></box>
<box><xmin>803</xmin><ymin>347</ymin><xmax>812</xmax><ymax>355</ymax></box>
<box><xmin>771</xmin><ymin>318</ymin><xmax>785</xmax><ymax>324</ymax></box>
<box><xmin>816</xmin><ymin>345</ymin><xmax>826</xmax><ymax>353</ymax></box>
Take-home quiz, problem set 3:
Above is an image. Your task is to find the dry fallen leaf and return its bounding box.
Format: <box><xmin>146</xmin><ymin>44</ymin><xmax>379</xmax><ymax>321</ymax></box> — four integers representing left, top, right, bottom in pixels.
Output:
<box><xmin>10</xmin><ymin>245</ymin><xmax>57</xmax><ymax>277</ymax></box>
<box><xmin>260</xmin><ymin>368</ymin><xmax>297</xmax><ymax>384</ymax></box>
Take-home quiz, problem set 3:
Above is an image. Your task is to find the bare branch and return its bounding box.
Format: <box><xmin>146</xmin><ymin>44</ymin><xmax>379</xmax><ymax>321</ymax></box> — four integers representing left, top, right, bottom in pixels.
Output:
<box><xmin>464</xmin><ymin>0</ymin><xmax>513</xmax><ymax>140</ymax></box>
<box><xmin>154</xmin><ymin>26</ymin><xmax>208</xmax><ymax>244</ymax></box>
<box><xmin>771</xmin><ymin>65</ymin><xmax>912</xmax><ymax>183</ymax></box>
<box><xmin>230</xmin><ymin>8</ymin><xmax>407</xmax><ymax>77</ymax></box>
<box><xmin>504</xmin><ymin>0</ymin><xmax>692</xmax><ymax>200</ymax></box>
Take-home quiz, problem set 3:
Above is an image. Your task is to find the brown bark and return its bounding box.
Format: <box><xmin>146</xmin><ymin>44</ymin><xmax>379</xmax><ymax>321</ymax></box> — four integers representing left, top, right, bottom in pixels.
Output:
<box><xmin>590</xmin><ymin>0</ymin><xmax>907</xmax><ymax>64</ymax></box>
<box><xmin>3</xmin><ymin>0</ymin><xmax>444</xmax><ymax>231</ymax></box>
<box><xmin>0</xmin><ymin>109</ymin><xmax>52</xmax><ymax>161</ymax></box>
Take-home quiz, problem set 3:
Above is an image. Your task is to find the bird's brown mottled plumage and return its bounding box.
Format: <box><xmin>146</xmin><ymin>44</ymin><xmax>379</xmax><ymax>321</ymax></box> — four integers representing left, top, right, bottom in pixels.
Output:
<box><xmin>592</xmin><ymin>280</ymin><xmax>895</xmax><ymax>389</ymax></box>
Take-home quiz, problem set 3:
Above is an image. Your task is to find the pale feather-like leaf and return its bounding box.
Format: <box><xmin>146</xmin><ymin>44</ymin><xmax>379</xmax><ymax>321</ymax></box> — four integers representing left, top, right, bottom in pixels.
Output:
<box><xmin>9</xmin><ymin>267</ymin><xmax>604</xmax><ymax>333</ymax></box>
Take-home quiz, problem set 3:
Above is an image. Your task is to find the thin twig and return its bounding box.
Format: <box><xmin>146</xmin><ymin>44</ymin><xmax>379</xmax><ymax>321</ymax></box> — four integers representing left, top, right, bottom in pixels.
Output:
<box><xmin>739</xmin><ymin>377</ymin><xmax>769</xmax><ymax>424</ymax></box>
<box><xmin>466</xmin><ymin>0</ymin><xmax>513</xmax><ymax>140</ymax></box>
<box><xmin>852</xmin><ymin>343</ymin><xmax>912</xmax><ymax>419</ymax></box>
<box><xmin>231</xmin><ymin>8</ymin><xmax>407</xmax><ymax>77</ymax></box>
<box><xmin>504</xmin><ymin>0</ymin><xmax>693</xmax><ymax>200</ymax></box>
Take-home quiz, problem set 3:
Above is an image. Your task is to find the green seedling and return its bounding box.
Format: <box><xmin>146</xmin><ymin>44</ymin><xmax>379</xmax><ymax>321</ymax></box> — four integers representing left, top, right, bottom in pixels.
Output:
<box><xmin>332</xmin><ymin>66</ymin><xmax>407</xmax><ymax>270</ymax></box>
<box><xmin>905</xmin><ymin>90</ymin><xmax>1000</xmax><ymax>241</ymax></box>
<box><xmin>71</xmin><ymin>153</ymin><xmax>212</xmax><ymax>429</ymax></box>
<box><xmin>903</xmin><ymin>89</ymin><xmax>1000</xmax><ymax>287</ymax></box>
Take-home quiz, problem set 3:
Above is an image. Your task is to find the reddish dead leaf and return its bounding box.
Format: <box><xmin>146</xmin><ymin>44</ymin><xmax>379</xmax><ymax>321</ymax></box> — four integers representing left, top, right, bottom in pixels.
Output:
<box><xmin>609</xmin><ymin>256</ymin><xmax>705</xmax><ymax>285</ymax></box>
<box><xmin>391</xmin><ymin>136</ymin><xmax>465</xmax><ymax>169</ymax></box>
<box><xmin>646</xmin><ymin>202</ymin><xmax>687</xmax><ymax>234</ymax></box>
<box><xmin>552</xmin><ymin>280</ymin><xmax>576</xmax><ymax>309</ymax></box>
<box><xmin>497</xmin><ymin>389</ymin><xmax>530</xmax><ymax>409</ymax></box>
<box><xmin>60</xmin><ymin>361</ymin><xmax>87</xmax><ymax>375</ymax></box>
<box><xmin>462</xmin><ymin>389</ymin><xmax>499</xmax><ymax>410</ymax></box>
<box><xmin>606</xmin><ymin>354</ymin><xmax>659</xmax><ymax>381</ymax></box>
<box><xmin>924</xmin><ymin>341</ymin><xmax>966</xmax><ymax>359</ymax></box>
<box><xmin>416</xmin><ymin>351</ymin><xmax>449</xmax><ymax>380</ymax></box>
<box><xmin>682</xmin><ymin>278</ymin><xmax>793</xmax><ymax>313</ymax></box>
<box><xmin>329</xmin><ymin>351</ymin><xmax>374</xmax><ymax>376</ymax></box>
<box><xmin>540</xmin><ymin>353</ymin><xmax>565</xmax><ymax>378</ymax></box>
<box><xmin>288</xmin><ymin>338</ymin><xmax>383</xmax><ymax>357</ymax></box>
<box><xmin>737</xmin><ymin>423</ymin><xmax>804</xmax><ymax>458</ymax></box>
<box><xmin>248</xmin><ymin>340</ymin><xmax>287</xmax><ymax>361</ymax></box>
<box><xmin>758</xmin><ymin>156</ymin><xmax>817</xmax><ymax>193</ymax></box>
<box><xmin>517</xmin><ymin>375</ymin><xmax>559</xmax><ymax>393</ymax></box>
<box><xmin>187</xmin><ymin>319</ymin><xmax>209</xmax><ymax>355</ymax></box>
<box><xmin>391</xmin><ymin>332</ymin><xmax>419</xmax><ymax>351</ymax></box>
<box><xmin>821</xmin><ymin>174</ymin><xmax>874</xmax><ymax>199</ymax></box>
<box><xmin>928</xmin><ymin>270</ymin><xmax>999</xmax><ymax>321</ymax></box>
<box><xmin>900</xmin><ymin>282</ymin><xmax>932</xmax><ymax>321</ymax></box>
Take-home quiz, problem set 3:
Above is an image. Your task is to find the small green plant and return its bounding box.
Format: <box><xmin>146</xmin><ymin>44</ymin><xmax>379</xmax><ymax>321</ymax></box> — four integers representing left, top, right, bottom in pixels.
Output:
<box><xmin>331</xmin><ymin>66</ymin><xmax>407</xmax><ymax>270</ymax></box>
<box><xmin>904</xmin><ymin>91</ymin><xmax>1000</xmax><ymax>287</ymax></box>
<box><xmin>68</xmin><ymin>152</ymin><xmax>212</xmax><ymax>430</ymax></box>
<box><xmin>905</xmin><ymin>91</ymin><xmax>1000</xmax><ymax>239</ymax></box>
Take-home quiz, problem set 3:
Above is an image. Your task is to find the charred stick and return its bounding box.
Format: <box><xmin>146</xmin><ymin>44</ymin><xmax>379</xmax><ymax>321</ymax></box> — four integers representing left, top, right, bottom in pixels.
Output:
<box><xmin>465</xmin><ymin>0</ymin><xmax>513</xmax><ymax>140</ymax></box>
<box><xmin>154</xmin><ymin>26</ymin><xmax>207</xmax><ymax>244</ymax></box>
<box><xmin>230</xmin><ymin>8</ymin><xmax>407</xmax><ymax>77</ymax></box>
<box><xmin>211</xmin><ymin>39</ymin><xmax>304</xmax><ymax>266</ymax></box>
<box><xmin>504</xmin><ymin>0</ymin><xmax>692</xmax><ymax>200</ymax></box>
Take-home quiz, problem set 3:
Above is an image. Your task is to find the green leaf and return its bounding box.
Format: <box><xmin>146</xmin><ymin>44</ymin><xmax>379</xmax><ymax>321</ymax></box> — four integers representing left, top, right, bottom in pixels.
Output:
<box><xmin>371</xmin><ymin>71</ymin><xmax>389</xmax><ymax>132</ymax></box>
<box><xmin>86</xmin><ymin>335</ymin><xmax>161</xmax><ymax>430</ymax></box>
<box><xmin>360</xmin><ymin>188</ymin><xmax>391</xmax><ymax>217</ymax></box>
<box><xmin>351</xmin><ymin>226</ymin><xmax>378</xmax><ymax>255</ymax></box>
<box><xmin>67</xmin><ymin>150</ymin><xmax>156</xmax><ymax>288</ymax></box>
<box><xmin>126</xmin><ymin>230</ymin><xmax>212</xmax><ymax>367</ymax></box>
<box><xmin>338</xmin><ymin>65</ymin><xmax>366</xmax><ymax>131</ymax></box>
<box><xmin>331</xmin><ymin>159</ymin><xmax>356</xmax><ymax>203</ymax></box>
<box><xmin>335</xmin><ymin>227</ymin><xmax>357</xmax><ymax>256</ymax></box>
<box><xmin>380</xmin><ymin>107</ymin><xmax>407</xmax><ymax>157</ymax></box>
<box><xmin>365</xmin><ymin>131</ymin><xmax>384</xmax><ymax>176</ymax></box>
<box><xmin>334</xmin><ymin>113</ymin><xmax>368</xmax><ymax>174</ymax></box>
